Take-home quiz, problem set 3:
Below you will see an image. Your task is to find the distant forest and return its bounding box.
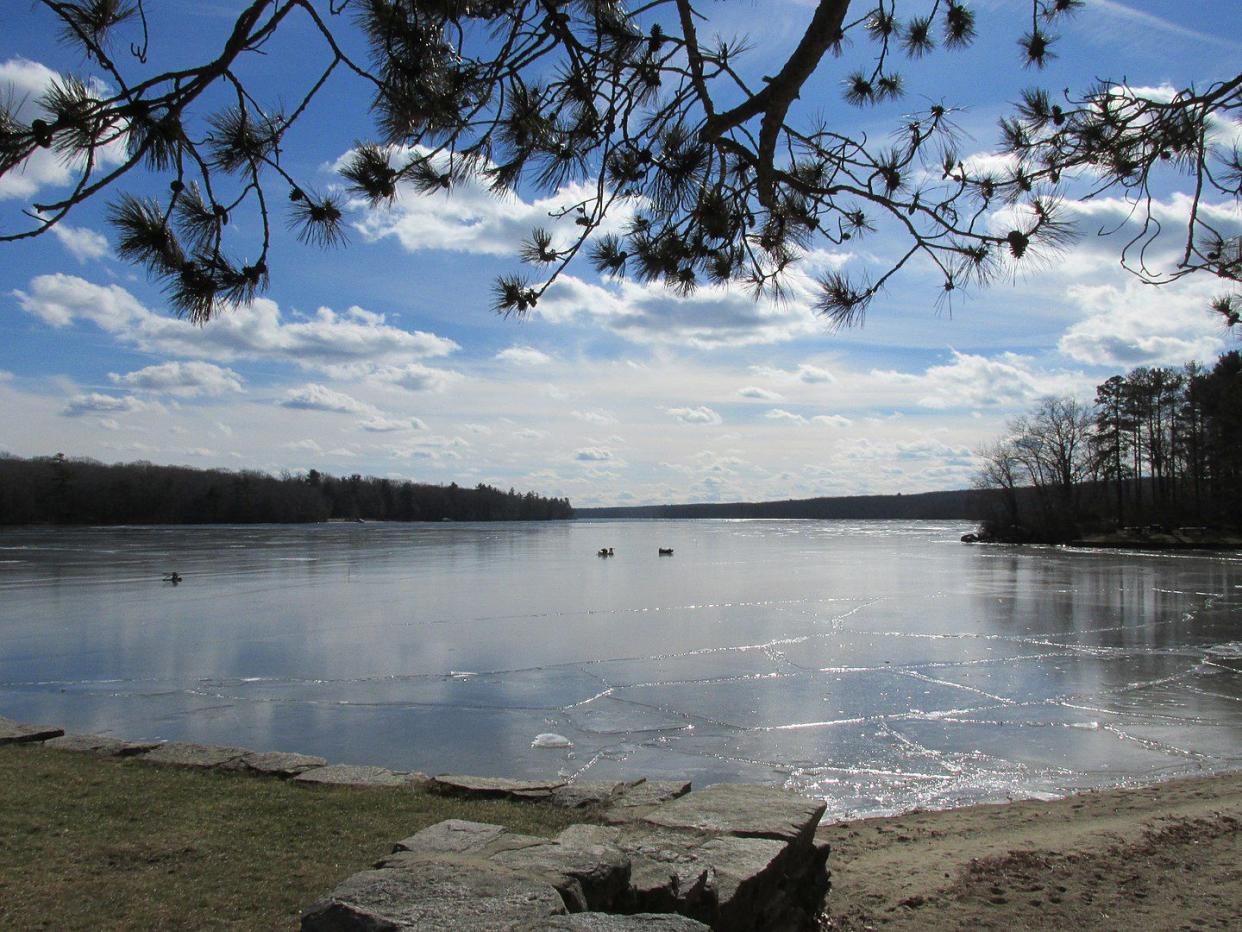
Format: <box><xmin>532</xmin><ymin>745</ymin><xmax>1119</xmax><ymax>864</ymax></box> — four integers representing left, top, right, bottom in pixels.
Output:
<box><xmin>576</xmin><ymin>488</ymin><xmax>990</xmax><ymax>520</ymax></box>
<box><xmin>0</xmin><ymin>455</ymin><xmax>573</xmax><ymax>525</ymax></box>
<box><xmin>974</xmin><ymin>351</ymin><xmax>1242</xmax><ymax>541</ymax></box>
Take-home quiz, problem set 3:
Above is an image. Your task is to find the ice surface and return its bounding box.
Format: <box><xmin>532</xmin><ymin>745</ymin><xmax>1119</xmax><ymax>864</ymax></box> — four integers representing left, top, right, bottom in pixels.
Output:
<box><xmin>2</xmin><ymin>519</ymin><xmax>1241</xmax><ymax>816</ymax></box>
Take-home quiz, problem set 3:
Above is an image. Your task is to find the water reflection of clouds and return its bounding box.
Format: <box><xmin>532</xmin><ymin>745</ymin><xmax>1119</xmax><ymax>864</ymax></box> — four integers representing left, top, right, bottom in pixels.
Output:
<box><xmin>2</xmin><ymin>522</ymin><xmax>1242</xmax><ymax>815</ymax></box>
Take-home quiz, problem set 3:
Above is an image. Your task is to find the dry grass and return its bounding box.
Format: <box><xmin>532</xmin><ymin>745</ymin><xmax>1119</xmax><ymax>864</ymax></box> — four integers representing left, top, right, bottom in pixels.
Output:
<box><xmin>0</xmin><ymin>744</ymin><xmax>581</xmax><ymax>931</ymax></box>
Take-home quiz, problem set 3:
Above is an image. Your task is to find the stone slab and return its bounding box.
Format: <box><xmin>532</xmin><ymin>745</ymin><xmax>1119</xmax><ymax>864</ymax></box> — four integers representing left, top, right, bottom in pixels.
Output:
<box><xmin>42</xmin><ymin>733</ymin><xmax>161</xmax><ymax>756</ymax></box>
<box><xmin>392</xmin><ymin>819</ymin><xmax>508</xmax><ymax>856</ymax></box>
<box><xmin>550</xmin><ymin>780</ymin><xmax>631</xmax><ymax>809</ymax></box>
<box><xmin>293</xmin><ymin>764</ymin><xmax>419</xmax><ymax>788</ymax></box>
<box><xmin>429</xmin><ymin>774</ymin><xmax>567</xmax><ymax>800</ymax></box>
<box><xmin>489</xmin><ymin>834</ymin><xmax>630</xmax><ymax>912</ymax></box>
<box><xmin>137</xmin><ymin>742</ymin><xmax>250</xmax><ymax>769</ymax></box>
<box><xmin>600</xmin><ymin>780</ymin><xmax>692</xmax><ymax>823</ymax></box>
<box><xmin>241</xmin><ymin>750</ymin><xmax>328</xmax><ymax>778</ymax></box>
<box><xmin>641</xmin><ymin>783</ymin><xmax>825</xmax><ymax>846</ymax></box>
<box><xmin>300</xmin><ymin>857</ymin><xmax>566</xmax><ymax>931</ymax></box>
<box><xmin>0</xmin><ymin>716</ymin><xmax>63</xmax><ymax>746</ymax></box>
<box><xmin>516</xmin><ymin>914</ymin><xmax>710</xmax><ymax>931</ymax></box>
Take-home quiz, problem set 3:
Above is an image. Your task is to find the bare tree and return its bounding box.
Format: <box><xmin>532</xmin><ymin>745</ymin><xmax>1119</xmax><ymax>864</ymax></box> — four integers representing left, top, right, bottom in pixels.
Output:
<box><xmin>1</xmin><ymin>1</ymin><xmax>1237</xmax><ymax>323</ymax></box>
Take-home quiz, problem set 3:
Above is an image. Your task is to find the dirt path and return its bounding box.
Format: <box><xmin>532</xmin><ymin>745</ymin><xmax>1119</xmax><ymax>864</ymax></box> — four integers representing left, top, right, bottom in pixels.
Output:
<box><xmin>817</xmin><ymin>773</ymin><xmax>1242</xmax><ymax>930</ymax></box>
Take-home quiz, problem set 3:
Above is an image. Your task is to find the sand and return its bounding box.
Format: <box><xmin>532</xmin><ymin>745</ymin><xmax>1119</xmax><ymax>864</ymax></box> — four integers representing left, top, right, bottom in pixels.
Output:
<box><xmin>816</xmin><ymin>773</ymin><xmax>1242</xmax><ymax>930</ymax></box>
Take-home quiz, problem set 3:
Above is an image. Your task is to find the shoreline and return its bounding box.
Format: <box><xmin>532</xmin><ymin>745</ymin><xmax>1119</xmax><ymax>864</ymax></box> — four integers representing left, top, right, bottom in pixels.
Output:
<box><xmin>818</xmin><ymin>770</ymin><xmax>1242</xmax><ymax>929</ymax></box>
<box><xmin>6</xmin><ymin>712</ymin><xmax>1242</xmax><ymax>928</ymax></box>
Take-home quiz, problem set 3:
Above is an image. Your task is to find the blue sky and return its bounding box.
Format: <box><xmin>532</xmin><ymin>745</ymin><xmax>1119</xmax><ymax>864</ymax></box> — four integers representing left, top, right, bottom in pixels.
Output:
<box><xmin>1</xmin><ymin>1</ymin><xmax>1239</xmax><ymax>507</ymax></box>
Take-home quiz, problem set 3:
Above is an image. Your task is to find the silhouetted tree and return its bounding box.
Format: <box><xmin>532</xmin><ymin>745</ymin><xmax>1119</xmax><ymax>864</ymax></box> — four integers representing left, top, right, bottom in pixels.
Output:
<box><xmin>1</xmin><ymin>2</ymin><xmax>1236</xmax><ymax>324</ymax></box>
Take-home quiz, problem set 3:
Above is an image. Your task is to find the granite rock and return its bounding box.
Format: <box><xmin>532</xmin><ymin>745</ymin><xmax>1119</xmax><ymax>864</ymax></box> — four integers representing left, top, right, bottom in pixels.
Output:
<box><xmin>41</xmin><ymin>733</ymin><xmax>159</xmax><ymax>756</ymax></box>
<box><xmin>300</xmin><ymin>857</ymin><xmax>566</xmax><ymax>931</ymax></box>
<box><xmin>429</xmin><ymin>774</ymin><xmax>566</xmax><ymax>800</ymax></box>
<box><xmin>241</xmin><ymin>750</ymin><xmax>329</xmax><ymax>778</ymax></box>
<box><xmin>293</xmin><ymin>764</ymin><xmax>421</xmax><ymax>789</ymax></box>
<box><xmin>641</xmin><ymin>783</ymin><xmax>825</xmax><ymax>847</ymax></box>
<box><xmin>138</xmin><ymin>742</ymin><xmax>250</xmax><ymax>769</ymax></box>
<box><xmin>0</xmin><ymin>716</ymin><xmax>63</xmax><ymax>746</ymax></box>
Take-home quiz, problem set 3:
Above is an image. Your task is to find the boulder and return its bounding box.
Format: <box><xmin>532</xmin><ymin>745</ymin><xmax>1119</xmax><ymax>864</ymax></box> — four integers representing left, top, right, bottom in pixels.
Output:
<box><xmin>600</xmin><ymin>780</ymin><xmax>692</xmax><ymax>824</ymax></box>
<box><xmin>383</xmin><ymin>820</ymin><xmax>630</xmax><ymax>913</ymax></box>
<box><xmin>391</xmin><ymin>819</ymin><xmax>507</xmax><ymax>856</ymax></box>
<box><xmin>293</xmin><ymin>764</ymin><xmax>423</xmax><ymax>789</ymax></box>
<box><xmin>42</xmin><ymin>732</ymin><xmax>159</xmax><ymax>756</ymax></box>
<box><xmin>301</xmin><ymin>857</ymin><xmax>566</xmax><ymax>931</ymax></box>
<box><xmin>429</xmin><ymin>774</ymin><xmax>566</xmax><ymax>800</ymax></box>
<box><xmin>241</xmin><ymin>750</ymin><xmax>328</xmax><ymax>778</ymax></box>
<box><xmin>0</xmin><ymin>716</ymin><xmax>63</xmax><ymax>746</ymax></box>
<box><xmin>138</xmin><ymin>742</ymin><xmax>249</xmax><ymax>769</ymax></box>
<box><xmin>641</xmin><ymin>783</ymin><xmax>825</xmax><ymax>847</ymax></box>
<box><xmin>550</xmin><ymin>780</ymin><xmax>632</xmax><ymax>809</ymax></box>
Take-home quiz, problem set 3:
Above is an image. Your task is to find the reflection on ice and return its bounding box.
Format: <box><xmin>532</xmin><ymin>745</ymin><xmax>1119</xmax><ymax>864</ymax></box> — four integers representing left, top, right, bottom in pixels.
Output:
<box><xmin>2</xmin><ymin>519</ymin><xmax>1242</xmax><ymax>817</ymax></box>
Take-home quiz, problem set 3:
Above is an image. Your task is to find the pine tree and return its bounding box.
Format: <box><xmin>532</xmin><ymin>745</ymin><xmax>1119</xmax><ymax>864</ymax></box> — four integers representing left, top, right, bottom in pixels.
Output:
<box><xmin>1</xmin><ymin>1</ymin><xmax>1237</xmax><ymax>324</ymax></box>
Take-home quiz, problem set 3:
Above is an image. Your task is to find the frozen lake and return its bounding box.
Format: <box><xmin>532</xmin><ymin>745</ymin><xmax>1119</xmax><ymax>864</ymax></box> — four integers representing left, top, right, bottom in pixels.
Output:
<box><xmin>2</xmin><ymin>519</ymin><xmax>1241</xmax><ymax>819</ymax></box>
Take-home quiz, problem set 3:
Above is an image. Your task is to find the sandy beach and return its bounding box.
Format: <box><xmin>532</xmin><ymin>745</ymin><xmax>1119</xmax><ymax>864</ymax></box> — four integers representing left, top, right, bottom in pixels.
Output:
<box><xmin>817</xmin><ymin>773</ymin><xmax>1242</xmax><ymax>930</ymax></box>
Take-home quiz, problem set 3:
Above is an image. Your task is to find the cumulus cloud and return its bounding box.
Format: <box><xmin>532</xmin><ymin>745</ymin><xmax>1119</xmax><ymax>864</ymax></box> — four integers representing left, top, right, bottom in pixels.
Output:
<box><xmin>535</xmin><ymin>274</ymin><xmax>823</xmax><ymax>349</ymax></box>
<box><xmin>369</xmin><ymin>362</ymin><xmax>462</xmax><ymax>393</ymax></box>
<box><xmin>280</xmin><ymin>384</ymin><xmax>374</xmax><ymax>415</ymax></box>
<box><xmin>496</xmin><ymin>345</ymin><xmax>552</xmax><ymax>366</ymax></box>
<box><xmin>575</xmin><ymin>447</ymin><xmax>613</xmax><ymax>461</ymax></box>
<box><xmin>14</xmin><ymin>274</ymin><xmax>459</xmax><ymax>369</ymax></box>
<box><xmin>763</xmin><ymin>409</ymin><xmax>853</xmax><ymax>428</ymax></box>
<box><xmin>738</xmin><ymin>386</ymin><xmax>784</xmax><ymax>400</ymax></box>
<box><xmin>110</xmin><ymin>361</ymin><xmax>243</xmax><ymax>397</ymax></box>
<box><xmin>1057</xmin><ymin>279</ymin><xmax>1226</xmax><ymax>367</ymax></box>
<box><xmin>0</xmin><ymin>58</ymin><xmax>126</xmax><ymax>201</ymax></box>
<box><xmin>50</xmin><ymin>224</ymin><xmax>109</xmax><ymax>262</ymax></box>
<box><xmin>871</xmin><ymin>350</ymin><xmax>1080</xmax><ymax>409</ymax></box>
<box><xmin>361</xmin><ymin>415</ymin><xmax>427</xmax><ymax>432</ymax></box>
<box><xmin>61</xmin><ymin>392</ymin><xmax>147</xmax><ymax>417</ymax></box>
<box><xmin>750</xmin><ymin>363</ymin><xmax>835</xmax><ymax>384</ymax></box>
<box><xmin>666</xmin><ymin>405</ymin><xmax>723</xmax><ymax>425</ymax></box>
<box><xmin>571</xmin><ymin>409</ymin><xmax>616</xmax><ymax>425</ymax></box>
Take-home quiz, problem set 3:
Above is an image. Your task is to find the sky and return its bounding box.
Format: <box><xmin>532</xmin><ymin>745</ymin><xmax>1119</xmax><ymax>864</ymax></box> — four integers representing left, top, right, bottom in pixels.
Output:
<box><xmin>1</xmin><ymin>0</ymin><xmax>1240</xmax><ymax>508</ymax></box>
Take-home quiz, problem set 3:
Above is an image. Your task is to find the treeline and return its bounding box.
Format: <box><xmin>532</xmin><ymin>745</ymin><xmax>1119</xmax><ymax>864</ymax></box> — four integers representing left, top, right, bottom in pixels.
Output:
<box><xmin>976</xmin><ymin>351</ymin><xmax>1242</xmax><ymax>541</ymax></box>
<box><xmin>576</xmin><ymin>488</ymin><xmax>992</xmax><ymax>520</ymax></box>
<box><xmin>0</xmin><ymin>455</ymin><xmax>573</xmax><ymax>525</ymax></box>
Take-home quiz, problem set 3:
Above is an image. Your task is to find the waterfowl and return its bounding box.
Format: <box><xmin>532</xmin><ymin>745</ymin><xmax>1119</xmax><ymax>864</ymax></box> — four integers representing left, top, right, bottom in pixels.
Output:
<box><xmin>162</xmin><ymin>572</ymin><xmax>183</xmax><ymax>584</ymax></box>
<box><xmin>658</xmin><ymin>548</ymin><xmax>674</xmax><ymax>556</ymax></box>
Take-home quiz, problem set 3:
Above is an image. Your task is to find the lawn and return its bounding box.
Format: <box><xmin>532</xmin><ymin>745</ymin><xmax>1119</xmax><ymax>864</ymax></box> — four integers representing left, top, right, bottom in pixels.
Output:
<box><xmin>0</xmin><ymin>744</ymin><xmax>581</xmax><ymax>930</ymax></box>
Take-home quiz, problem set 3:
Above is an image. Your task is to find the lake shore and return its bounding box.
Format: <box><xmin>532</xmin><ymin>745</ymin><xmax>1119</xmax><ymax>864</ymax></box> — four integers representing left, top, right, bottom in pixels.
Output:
<box><xmin>818</xmin><ymin>770</ymin><xmax>1242</xmax><ymax>930</ymax></box>
<box><xmin>3</xmin><ymin>729</ymin><xmax>1241</xmax><ymax>929</ymax></box>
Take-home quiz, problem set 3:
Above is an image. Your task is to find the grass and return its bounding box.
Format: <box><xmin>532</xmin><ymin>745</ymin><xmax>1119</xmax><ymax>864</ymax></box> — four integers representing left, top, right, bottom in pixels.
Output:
<box><xmin>0</xmin><ymin>744</ymin><xmax>583</xmax><ymax>931</ymax></box>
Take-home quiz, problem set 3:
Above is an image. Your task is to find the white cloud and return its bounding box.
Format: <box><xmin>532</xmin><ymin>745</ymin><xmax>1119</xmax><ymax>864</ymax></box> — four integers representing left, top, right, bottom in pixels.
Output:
<box><xmin>1057</xmin><ymin>279</ymin><xmax>1226</xmax><ymax>367</ymax></box>
<box><xmin>762</xmin><ymin>409</ymin><xmax>852</xmax><ymax>428</ymax></box>
<box><xmin>50</xmin><ymin>224</ymin><xmax>109</xmax><ymax>262</ymax></box>
<box><xmin>738</xmin><ymin>386</ymin><xmax>784</xmax><ymax>400</ymax></box>
<box><xmin>750</xmin><ymin>363</ymin><xmax>835</xmax><ymax>384</ymax></box>
<box><xmin>871</xmin><ymin>351</ymin><xmax>1080</xmax><ymax>409</ymax></box>
<box><xmin>575</xmin><ymin>447</ymin><xmax>613</xmax><ymax>462</ymax></box>
<box><xmin>571</xmin><ymin>409</ymin><xmax>617</xmax><ymax>425</ymax></box>
<box><xmin>14</xmin><ymin>275</ymin><xmax>459</xmax><ymax>369</ymax></box>
<box><xmin>279</xmin><ymin>384</ymin><xmax>374</xmax><ymax>415</ymax></box>
<box><xmin>536</xmin><ymin>273</ymin><xmax>823</xmax><ymax>349</ymax></box>
<box><xmin>811</xmin><ymin>414</ymin><xmax>852</xmax><ymax>428</ymax></box>
<box><xmin>666</xmin><ymin>406</ymin><xmax>723</xmax><ymax>425</ymax></box>
<box><xmin>765</xmin><ymin>408</ymin><xmax>808</xmax><ymax>425</ymax></box>
<box><xmin>61</xmin><ymin>392</ymin><xmax>146</xmax><ymax>417</ymax></box>
<box><xmin>361</xmin><ymin>415</ymin><xmax>427</xmax><ymax>432</ymax></box>
<box><xmin>496</xmin><ymin>345</ymin><xmax>553</xmax><ymax>366</ymax></box>
<box><xmin>0</xmin><ymin>58</ymin><xmax>126</xmax><ymax>201</ymax></box>
<box><xmin>367</xmin><ymin>361</ymin><xmax>462</xmax><ymax>393</ymax></box>
<box><xmin>110</xmin><ymin>361</ymin><xmax>243</xmax><ymax>397</ymax></box>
